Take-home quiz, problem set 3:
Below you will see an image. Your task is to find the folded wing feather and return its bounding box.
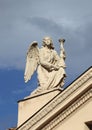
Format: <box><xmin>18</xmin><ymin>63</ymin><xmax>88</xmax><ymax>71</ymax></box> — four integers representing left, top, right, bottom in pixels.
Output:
<box><xmin>24</xmin><ymin>41</ymin><xmax>39</xmax><ymax>83</ymax></box>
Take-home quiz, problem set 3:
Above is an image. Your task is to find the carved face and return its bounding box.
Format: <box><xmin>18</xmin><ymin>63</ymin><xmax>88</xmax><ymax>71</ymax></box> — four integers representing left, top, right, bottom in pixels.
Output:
<box><xmin>42</xmin><ymin>37</ymin><xmax>54</xmax><ymax>49</ymax></box>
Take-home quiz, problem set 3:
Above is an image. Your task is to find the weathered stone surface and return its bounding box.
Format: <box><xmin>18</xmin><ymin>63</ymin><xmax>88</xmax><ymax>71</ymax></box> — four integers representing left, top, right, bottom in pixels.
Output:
<box><xmin>17</xmin><ymin>88</ymin><xmax>62</xmax><ymax>126</ymax></box>
<box><xmin>17</xmin><ymin>67</ymin><xmax>92</xmax><ymax>130</ymax></box>
<box><xmin>24</xmin><ymin>37</ymin><xmax>66</xmax><ymax>95</ymax></box>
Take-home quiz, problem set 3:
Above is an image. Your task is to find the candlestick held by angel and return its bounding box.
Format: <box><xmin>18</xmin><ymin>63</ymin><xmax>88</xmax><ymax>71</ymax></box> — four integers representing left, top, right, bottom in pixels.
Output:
<box><xmin>24</xmin><ymin>37</ymin><xmax>66</xmax><ymax>94</ymax></box>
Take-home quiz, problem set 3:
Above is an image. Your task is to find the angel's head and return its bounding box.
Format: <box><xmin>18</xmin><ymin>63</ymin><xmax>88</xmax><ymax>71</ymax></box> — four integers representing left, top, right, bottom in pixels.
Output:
<box><xmin>42</xmin><ymin>36</ymin><xmax>54</xmax><ymax>49</ymax></box>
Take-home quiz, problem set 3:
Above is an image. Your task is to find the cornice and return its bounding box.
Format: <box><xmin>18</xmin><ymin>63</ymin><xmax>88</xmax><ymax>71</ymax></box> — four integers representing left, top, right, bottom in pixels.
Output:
<box><xmin>42</xmin><ymin>87</ymin><xmax>92</xmax><ymax>130</ymax></box>
<box><xmin>17</xmin><ymin>67</ymin><xmax>92</xmax><ymax>130</ymax></box>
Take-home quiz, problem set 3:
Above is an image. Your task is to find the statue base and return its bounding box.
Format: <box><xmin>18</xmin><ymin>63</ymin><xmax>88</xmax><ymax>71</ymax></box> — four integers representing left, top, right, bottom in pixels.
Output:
<box><xmin>17</xmin><ymin>88</ymin><xmax>63</xmax><ymax>127</ymax></box>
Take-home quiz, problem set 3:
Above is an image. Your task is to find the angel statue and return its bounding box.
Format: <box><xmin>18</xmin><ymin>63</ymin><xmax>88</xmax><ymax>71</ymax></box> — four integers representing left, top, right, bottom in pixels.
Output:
<box><xmin>24</xmin><ymin>36</ymin><xmax>66</xmax><ymax>95</ymax></box>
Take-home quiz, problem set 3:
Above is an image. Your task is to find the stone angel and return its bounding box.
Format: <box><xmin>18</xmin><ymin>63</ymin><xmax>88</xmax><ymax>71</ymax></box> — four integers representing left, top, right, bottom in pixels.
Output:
<box><xmin>24</xmin><ymin>37</ymin><xmax>66</xmax><ymax>94</ymax></box>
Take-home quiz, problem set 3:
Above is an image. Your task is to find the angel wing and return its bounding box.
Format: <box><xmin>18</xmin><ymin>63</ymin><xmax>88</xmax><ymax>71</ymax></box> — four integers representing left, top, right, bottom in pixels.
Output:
<box><xmin>24</xmin><ymin>41</ymin><xmax>39</xmax><ymax>83</ymax></box>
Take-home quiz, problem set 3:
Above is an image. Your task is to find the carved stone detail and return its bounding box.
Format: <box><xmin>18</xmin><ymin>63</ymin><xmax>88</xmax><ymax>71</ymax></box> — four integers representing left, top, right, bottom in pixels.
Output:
<box><xmin>17</xmin><ymin>68</ymin><xmax>92</xmax><ymax>130</ymax></box>
<box><xmin>42</xmin><ymin>88</ymin><xmax>92</xmax><ymax>130</ymax></box>
<box><xmin>24</xmin><ymin>37</ymin><xmax>66</xmax><ymax>94</ymax></box>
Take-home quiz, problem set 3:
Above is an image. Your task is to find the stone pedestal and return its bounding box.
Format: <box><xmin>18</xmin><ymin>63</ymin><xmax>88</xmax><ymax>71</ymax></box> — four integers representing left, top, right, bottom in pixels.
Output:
<box><xmin>17</xmin><ymin>88</ymin><xmax>62</xmax><ymax>127</ymax></box>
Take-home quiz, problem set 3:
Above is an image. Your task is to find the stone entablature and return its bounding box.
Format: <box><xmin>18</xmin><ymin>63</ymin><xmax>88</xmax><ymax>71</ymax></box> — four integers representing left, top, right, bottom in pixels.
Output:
<box><xmin>16</xmin><ymin>67</ymin><xmax>92</xmax><ymax>130</ymax></box>
<box><xmin>17</xmin><ymin>88</ymin><xmax>62</xmax><ymax>126</ymax></box>
<box><xmin>42</xmin><ymin>87</ymin><xmax>92</xmax><ymax>130</ymax></box>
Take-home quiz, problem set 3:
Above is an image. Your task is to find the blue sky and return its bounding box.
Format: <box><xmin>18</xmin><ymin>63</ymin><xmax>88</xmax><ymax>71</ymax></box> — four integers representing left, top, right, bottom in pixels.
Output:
<box><xmin>0</xmin><ymin>0</ymin><xmax>92</xmax><ymax>129</ymax></box>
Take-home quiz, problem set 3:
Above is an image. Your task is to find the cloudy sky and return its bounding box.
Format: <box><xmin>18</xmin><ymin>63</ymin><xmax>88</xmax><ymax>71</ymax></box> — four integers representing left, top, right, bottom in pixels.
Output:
<box><xmin>0</xmin><ymin>0</ymin><xmax>92</xmax><ymax>129</ymax></box>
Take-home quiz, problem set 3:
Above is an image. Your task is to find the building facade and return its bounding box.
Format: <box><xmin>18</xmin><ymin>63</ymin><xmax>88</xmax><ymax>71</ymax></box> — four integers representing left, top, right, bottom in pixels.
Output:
<box><xmin>16</xmin><ymin>67</ymin><xmax>92</xmax><ymax>130</ymax></box>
